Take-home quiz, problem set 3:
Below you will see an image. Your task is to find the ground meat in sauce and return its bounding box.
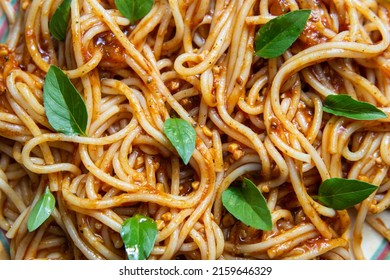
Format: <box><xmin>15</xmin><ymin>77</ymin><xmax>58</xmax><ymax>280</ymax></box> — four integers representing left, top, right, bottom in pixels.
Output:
<box><xmin>94</xmin><ymin>32</ymin><xmax>127</xmax><ymax>69</ymax></box>
<box><xmin>0</xmin><ymin>45</ymin><xmax>18</xmax><ymax>95</ymax></box>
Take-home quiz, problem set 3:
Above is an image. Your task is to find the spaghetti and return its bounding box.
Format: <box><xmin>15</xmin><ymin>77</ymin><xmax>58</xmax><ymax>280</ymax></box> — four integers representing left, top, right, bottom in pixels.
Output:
<box><xmin>0</xmin><ymin>0</ymin><xmax>390</xmax><ymax>260</ymax></box>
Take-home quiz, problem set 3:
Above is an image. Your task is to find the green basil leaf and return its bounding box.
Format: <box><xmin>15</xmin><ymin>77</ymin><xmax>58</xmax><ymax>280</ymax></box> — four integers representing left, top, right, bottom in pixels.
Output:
<box><xmin>323</xmin><ymin>95</ymin><xmax>387</xmax><ymax>120</ymax></box>
<box><xmin>115</xmin><ymin>0</ymin><xmax>154</xmax><ymax>25</ymax></box>
<box><xmin>315</xmin><ymin>178</ymin><xmax>378</xmax><ymax>210</ymax></box>
<box><xmin>49</xmin><ymin>0</ymin><xmax>72</xmax><ymax>41</ymax></box>
<box><xmin>163</xmin><ymin>118</ymin><xmax>196</xmax><ymax>165</ymax></box>
<box><xmin>255</xmin><ymin>9</ymin><xmax>311</xmax><ymax>58</ymax></box>
<box><xmin>27</xmin><ymin>187</ymin><xmax>56</xmax><ymax>232</ymax></box>
<box><xmin>222</xmin><ymin>178</ymin><xmax>272</xmax><ymax>231</ymax></box>
<box><xmin>120</xmin><ymin>214</ymin><xmax>158</xmax><ymax>260</ymax></box>
<box><xmin>43</xmin><ymin>65</ymin><xmax>88</xmax><ymax>136</ymax></box>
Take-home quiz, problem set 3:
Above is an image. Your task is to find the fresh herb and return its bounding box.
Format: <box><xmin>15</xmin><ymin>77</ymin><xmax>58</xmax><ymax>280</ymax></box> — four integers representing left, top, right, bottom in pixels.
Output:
<box><xmin>255</xmin><ymin>9</ymin><xmax>311</xmax><ymax>59</ymax></box>
<box><xmin>163</xmin><ymin>118</ymin><xmax>196</xmax><ymax>165</ymax></box>
<box><xmin>222</xmin><ymin>178</ymin><xmax>272</xmax><ymax>231</ymax></box>
<box><xmin>120</xmin><ymin>214</ymin><xmax>158</xmax><ymax>260</ymax></box>
<box><xmin>27</xmin><ymin>187</ymin><xmax>56</xmax><ymax>232</ymax></box>
<box><xmin>43</xmin><ymin>65</ymin><xmax>88</xmax><ymax>136</ymax></box>
<box><xmin>49</xmin><ymin>0</ymin><xmax>72</xmax><ymax>41</ymax></box>
<box><xmin>323</xmin><ymin>95</ymin><xmax>387</xmax><ymax>120</ymax></box>
<box><xmin>115</xmin><ymin>0</ymin><xmax>154</xmax><ymax>25</ymax></box>
<box><xmin>313</xmin><ymin>178</ymin><xmax>378</xmax><ymax>210</ymax></box>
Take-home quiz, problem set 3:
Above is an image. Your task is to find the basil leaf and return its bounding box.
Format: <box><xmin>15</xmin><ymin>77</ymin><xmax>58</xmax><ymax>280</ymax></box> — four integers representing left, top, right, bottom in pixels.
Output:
<box><xmin>27</xmin><ymin>187</ymin><xmax>56</xmax><ymax>232</ymax></box>
<box><xmin>315</xmin><ymin>178</ymin><xmax>378</xmax><ymax>210</ymax></box>
<box><xmin>163</xmin><ymin>118</ymin><xmax>196</xmax><ymax>165</ymax></box>
<box><xmin>323</xmin><ymin>95</ymin><xmax>387</xmax><ymax>120</ymax></box>
<box><xmin>120</xmin><ymin>214</ymin><xmax>158</xmax><ymax>260</ymax></box>
<box><xmin>43</xmin><ymin>65</ymin><xmax>88</xmax><ymax>136</ymax></box>
<box><xmin>222</xmin><ymin>178</ymin><xmax>272</xmax><ymax>231</ymax></box>
<box><xmin>49</xmin><ymin>0</ymin><xmax>72</xmax><ymax>41</ymax></box>
<box><xmin>255</xmin><ymin>10</ymin><xmax>311</xmax><ymax>58</ymax></box>
<box><xmin>115</xmin><ymin>0</ymin><xmax>154</xmax><ymax>25</ymax></box>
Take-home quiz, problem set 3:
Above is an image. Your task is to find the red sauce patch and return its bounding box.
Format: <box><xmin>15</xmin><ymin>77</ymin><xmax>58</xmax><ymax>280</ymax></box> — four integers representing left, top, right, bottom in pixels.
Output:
<box><xmin>94</xmin><ymin>32</ymin><xmax>127</xmax><ymax>69</ymax></box>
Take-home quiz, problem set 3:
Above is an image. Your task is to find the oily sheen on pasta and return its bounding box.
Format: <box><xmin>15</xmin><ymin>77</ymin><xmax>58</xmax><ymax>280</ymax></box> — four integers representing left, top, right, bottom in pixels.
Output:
<box><xmin>0</xmin><ymin>0</ymin><xmax>390</xmax><ymax>260</ymax></box>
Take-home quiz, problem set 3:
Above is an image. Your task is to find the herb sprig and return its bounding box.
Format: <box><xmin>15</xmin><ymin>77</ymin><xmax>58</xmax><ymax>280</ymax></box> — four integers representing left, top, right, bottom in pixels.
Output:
<box><xmin>120</xmin><ymin>214</ymin><xmax>158</xmax><ymax>260</ymax></box>
<box><xmin>27</xmin><ymin>187</ymin><xmax>56</xmax><ymax>232</ymax></box>
<box><xmin>313</xmin><ymin>178</ymin><xmax>378</xmax><ymax>210</ymax></box>
<box><xmin>323</xmin><ymin>95</ymin><xmax>387</xmax><ymax>120</ymax></box>
<box><xmin>255</xmin><ymin>10</ymin><xmax>311</xmax><ymax>58</ymax></box>
<box><xmin>163</xmin><ymin>118</ymin><xmax>196</xmax><ymax>165</ymax></box>
<box><xmin>115</xmin><ymin>0</ymin><xmax>154</xmax><ymax>24</ymax></box>
<box><xmin>49</xmin><ymin>0</ymin><xmax>72</xmax><ymax>41</ymax></box>
<box><xmin>222</xmin><ymin>178</ymin><xmax>273</xmax><ymax>231</ymax></box>
<box><xmin>43</xmin><ymin>65</ymin><xmax>88</xmax><ymax>136</ymax></box>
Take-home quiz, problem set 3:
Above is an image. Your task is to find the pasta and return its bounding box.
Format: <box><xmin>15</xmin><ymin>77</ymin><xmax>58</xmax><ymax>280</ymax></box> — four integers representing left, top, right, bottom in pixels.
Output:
<box><xmin>0</xmin><ymin>0</ymin><xmax>390</xmax><ymax>260</ymax></box>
